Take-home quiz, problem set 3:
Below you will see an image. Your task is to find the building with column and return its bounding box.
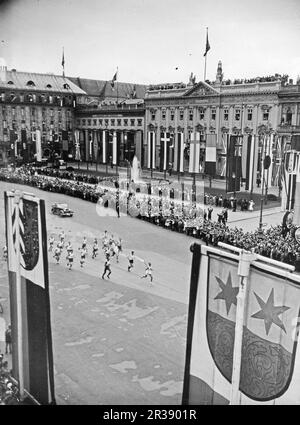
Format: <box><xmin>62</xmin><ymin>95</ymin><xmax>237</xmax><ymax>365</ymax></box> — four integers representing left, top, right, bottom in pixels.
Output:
<box><xmin>0</xmin><ymin>57</ymin><xmax>86</xmax><ymax>166</ymax></box>
<box><xmin>144</xmin><ymin>61</ymin><xmax>297</xmax><ymax>182</ymax></box>
<box><xmin>72</xmin><ymin>77</ymin><xmax>147</xmax><ymax>168</ymax></box>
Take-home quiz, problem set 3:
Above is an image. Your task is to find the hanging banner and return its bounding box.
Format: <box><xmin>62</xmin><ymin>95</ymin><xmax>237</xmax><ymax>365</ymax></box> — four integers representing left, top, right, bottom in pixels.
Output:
<box><xmin>183</xmin><ymin>243</ymin><xmax>300</xmax><ymax>405</ymax></box>
<box><xmin>4</xmin><ymin>191</ymin><xmax>56</xmax><ymax>405</ymax></box>
<box><xmin>35</xmin><ymin>129</ymin><xmax>42</xmax><ymax>162</ymax></box>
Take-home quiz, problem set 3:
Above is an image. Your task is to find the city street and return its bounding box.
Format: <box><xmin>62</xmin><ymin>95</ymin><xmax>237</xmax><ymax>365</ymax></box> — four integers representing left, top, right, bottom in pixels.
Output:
<box><xmin>0</xmin><ymin>180</ymin><xmax>284</xmax><ymax>404</ymax></box>
<box><xmin>0</xmin><ymin>181</ymin><xmax>193</xmax><ymax>404</ymax></box>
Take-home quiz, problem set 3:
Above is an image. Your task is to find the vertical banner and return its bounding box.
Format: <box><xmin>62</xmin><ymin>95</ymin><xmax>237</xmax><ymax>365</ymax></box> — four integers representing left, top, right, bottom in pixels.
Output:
<box><xmin>189</xmin><ymin>132</ymin><xmax>200</xmax><ymax>173</ymax></box>
<box><xmin>174</xmin><ymin>132</ymin><xmax>184</xmax><ymax>173</ymax></box>
<box><xmin>93</xmin><ymin>130</ymin><xmax>98</xmax><ymax>161</ymax></box>
<box><xmin>112</xmin><ymin>131</ymin><xmax>117</xmax><ymax>165</ymax></box>
<box><xmin>219</xmin><ymin>133</ymin><xmax>228</xmax><ymax>179</ymax></box>
<box><xmin>182</xmin><ymin>244</ymin><xmax>300</xmax><ymax>405</ymax></box>
<box><xmin>241</xmin><ymin>134</ymin><xmax>257</xmax><ymax>191</ymax></box>
<box><xmin>205</xmin><ymin>133</ymin><xmax>217</xmax><ymax>176</ymax></box>
<box><xmin>4</xmin><ymin>191</ymin><xmax>55</xmax><ymax>405</ymax></box>
<box><xmin>102</xmin><ymin>130</ymin><xmax>107</xmax><ymax>164</ymax></box>
<box><xmin>293</xmin><ymin>153</ymin><xmax>300</xmax><ymax>225</ymax></box>
<box><xmin>266</xmin><ymin>134</ymin><xmax>274</xmax><ymax>188</ymax></box>
<box><xmin>74</xmin><ymin>129</ymin><xmax>81</xmax><ymax>161</ymax></box>
<box><xmin>226</xmin><ymin>135</ymin><xmax>242</xmax><ymax>193</ymax></box>
<box><xmin>248</xmin><ymin>135</ymin><xmax>258</xmax><ymax>193</ymax></box>
<box><xmin>62</xmin><ymin>130</ymin><xmax>68</xmax><ymax>152</ymax></box>
<box><xmin>160</xmin><ymin>132</ymin><xmax>170</xmax><ymax>171</ymax></box>
<box><xmin>88</xmin><ymin>131</ymin><xmax>93</xmax><ymax>159</ymax></box>
<box><xmin>147</xmin><ymin>131</ymin><xmax>156</xmax><ymax>169</ymax></box>
<box><xmin>35</xmin><ymin>129</ymin><xmax>42</xmax><ymax>162</ymax></box>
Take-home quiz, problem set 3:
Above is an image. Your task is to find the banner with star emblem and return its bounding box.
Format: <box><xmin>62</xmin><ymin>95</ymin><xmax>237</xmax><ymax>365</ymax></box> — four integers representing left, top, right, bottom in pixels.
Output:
<box><xmin>5</xmin><ymin>191</ymin><xmax>56</xmax><ymax>405</ymax></box>
<box><xmin>182</xmin><ymin>244</ymin><xmax>300</xmax><ymax>405</ymax></box>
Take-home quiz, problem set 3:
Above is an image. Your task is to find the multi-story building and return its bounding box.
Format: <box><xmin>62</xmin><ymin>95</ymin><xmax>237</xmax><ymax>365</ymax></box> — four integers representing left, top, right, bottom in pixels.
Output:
<box><xmin>144</xmin><ymin>62</ymin><xmax>299</xmax><ymax>178</ymax></box>
<box><xmin>1</xmin><ymin>54</ymin><xmax>300</xmax><ymax>182</ymax></box>
<box><xmin>0</xmin><ymin>57</ymin><xmax>85</xmax><ymax>166</ymax></box>
<box><xmin>71</xmin><ymin>78</ymin><xmax>147</xmax><ymax>167</ymax></box>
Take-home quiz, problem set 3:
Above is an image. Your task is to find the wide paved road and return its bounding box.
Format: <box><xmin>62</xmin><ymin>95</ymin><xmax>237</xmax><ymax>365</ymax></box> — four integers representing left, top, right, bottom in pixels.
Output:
<box><xmin>0</xmin><ymin>182</ymin><xmax>196</xmax><ymax>405</ymax></box>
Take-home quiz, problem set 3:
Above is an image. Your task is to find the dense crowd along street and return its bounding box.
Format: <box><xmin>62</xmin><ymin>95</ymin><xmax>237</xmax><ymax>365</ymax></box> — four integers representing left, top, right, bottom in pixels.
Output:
<box><xmin>0</xmin><ymin>166</ymin><xmax>299</xmax><ymax>268</ymax></box>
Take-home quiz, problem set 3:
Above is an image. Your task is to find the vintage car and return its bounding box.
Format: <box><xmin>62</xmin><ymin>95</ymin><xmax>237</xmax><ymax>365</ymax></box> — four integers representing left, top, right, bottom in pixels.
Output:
<box><xmin>51</xmin><ymin>203</ymin><xmax>74</xmax><ymax>217</ymax></box>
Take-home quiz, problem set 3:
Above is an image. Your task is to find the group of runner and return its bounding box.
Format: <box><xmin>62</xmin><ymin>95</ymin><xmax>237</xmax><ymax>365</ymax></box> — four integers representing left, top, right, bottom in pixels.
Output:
<box><xmin>48</xmin><ymin>229</ymin><xmax>153</xmax><ymax>284</ymax></box>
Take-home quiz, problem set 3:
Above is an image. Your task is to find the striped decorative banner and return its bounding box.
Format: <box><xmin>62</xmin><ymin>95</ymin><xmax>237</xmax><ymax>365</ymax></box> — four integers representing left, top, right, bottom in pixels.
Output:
<box><xmin>205</xmin><ymin>133</ymin><xmax>217</xmax><ymax>176</ymax></box>
<box><xmin>147</xmin><ymin>131</ymin><xmax>156</xmax><ymax>169</ymax></box>
<box><xmin>112</xmin><ymin>131</ymin><xmax>117</xmax><ymax>165</ymax></box>
<box><xmin>102</xmin><ymin>130</ymin><xmax>107</xmax><ymax>164</ymax></box>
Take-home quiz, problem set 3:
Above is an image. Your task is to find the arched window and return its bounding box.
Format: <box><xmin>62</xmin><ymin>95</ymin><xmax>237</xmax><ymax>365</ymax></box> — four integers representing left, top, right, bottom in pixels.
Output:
<box><xmin>26</xmin><ymin>80</ymin><xmax>35</xmax><ymax>87</ymax></box>
<box><xmin>7</xmin><ymin>80</ymin><xmax>14</xmax><ymax>85</ymax></box>
<box><xmin>63</xmin><ymin>83</ymin><xmax>70</xmax><ymax>89</ymax></box>
<box><xmin>46</xmin><ymin>83</ymin><xmax>52</xmax><ymax>88</ymax></box>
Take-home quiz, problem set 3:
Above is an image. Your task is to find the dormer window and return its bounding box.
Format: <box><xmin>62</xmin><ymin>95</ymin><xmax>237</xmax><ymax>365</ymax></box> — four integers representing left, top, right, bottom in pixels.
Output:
<box><xmin>26</xmin><ymin>80</ymin><xmax>35</xmax><ymax>87</ymax></box>
<box><xmin>7</xmin><ymin>80</ymin><xmax>14</xmax><ymax>85</ymax></box>
<box><xmin>46</xmin><ymin>84</ymin><xmax>52</xmax><ymax>88</ymax></box>
<box><xmin>63</xmin><ymin>83</ymin><xmax>70</xmax><ymax>90</ymax></box>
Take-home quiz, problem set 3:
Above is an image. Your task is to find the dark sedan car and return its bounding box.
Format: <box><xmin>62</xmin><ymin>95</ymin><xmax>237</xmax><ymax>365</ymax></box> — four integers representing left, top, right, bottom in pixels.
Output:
<box><xmin>51</xmin><ymin>203</ymin><xmax>74</xmax><ymax>217</ymax></box>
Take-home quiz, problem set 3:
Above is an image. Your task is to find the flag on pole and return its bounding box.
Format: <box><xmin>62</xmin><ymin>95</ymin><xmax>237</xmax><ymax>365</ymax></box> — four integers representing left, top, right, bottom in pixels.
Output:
<box><xmin>4</xmin><ymin>191</ymin><xmax>56</xmax><ymax>405</ymax></box>
<box><xmin>189</xmin><ymin>132</ymin><xmax>200</xmax><ymax>173</ymax></box>
<box><xmin>203</xmin><ymin>29</ymin><xmax>210</xmax><ymax>57</ymax></box>
<box><xmin>182</xmin><ymin>243</ymin><xmax>300</xmax><ymax>405</ymax></box>
<box><xmin>61</xmin><ymin>48</ymin><xmax>65</xmax><ymax>76</ymax></box>
<box><xmin>61</xmin><ymin>48</ymin><xmax>65</xmax><ymax>68</ymax></box>
<box><xmin>111</xmin><ymin>70</ymin><xmax>118</xmax><ymax>89</ymax></box>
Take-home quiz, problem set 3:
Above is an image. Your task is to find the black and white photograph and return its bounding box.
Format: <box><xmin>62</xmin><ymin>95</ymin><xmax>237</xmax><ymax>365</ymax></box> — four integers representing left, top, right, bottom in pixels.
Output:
<box><xmin>0</xmin><ymin>0</ymin><xmax>300</xmax><ymax>409</ymax></box>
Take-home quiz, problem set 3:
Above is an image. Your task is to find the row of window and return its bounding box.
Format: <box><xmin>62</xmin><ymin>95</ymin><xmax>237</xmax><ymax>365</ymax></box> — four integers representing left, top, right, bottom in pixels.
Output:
<box><xmin>78</xmin><ymin>118</ymin><xmax>143</xmax><ymax>127</ymax></box>
<box><xmin>151</xmin><ymin>108</ymin><xmax>270</xmax><ymax>122</ymax></box>
<box><xmin>1</xmin><ymin>105</ymin><xmax>72</xmax><ymax>120</ymax></box>
<box><xmin>1</xmin><ymin>120</ymin><xmax>72</xmax><ymax>132</ymax></box>
<box><xmin>0</xmin><ymin>92</ymin><xmax>75</xmax><ymax>106</ymax></box>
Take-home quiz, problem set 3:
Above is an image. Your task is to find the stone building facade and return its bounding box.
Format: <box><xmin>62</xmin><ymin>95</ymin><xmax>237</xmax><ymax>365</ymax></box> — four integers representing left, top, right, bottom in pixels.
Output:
<box><xmin>0</xmin><ymin>58</ymin><xmax>85</xmax><ymax>166</ymax></box>
<box><xmin>1</xmin><ymin>56</ymin><xmax>300</xmax><ymax>181</ymax></box>
<box><xmin>144</xmin><ymin>62</ymin><xmax>298</xmax><ymax>179</ymax></box>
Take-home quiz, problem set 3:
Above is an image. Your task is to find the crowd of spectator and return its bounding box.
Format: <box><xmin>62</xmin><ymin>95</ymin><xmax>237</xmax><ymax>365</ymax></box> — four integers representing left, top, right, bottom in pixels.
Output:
<box><xmin>1</xmin><ymin>166</ymin><xmax>299</xmax><ymax>268</ymax></box>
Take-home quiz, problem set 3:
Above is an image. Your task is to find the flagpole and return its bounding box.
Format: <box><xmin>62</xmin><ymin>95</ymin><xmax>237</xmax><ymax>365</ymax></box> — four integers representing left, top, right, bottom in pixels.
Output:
<box><xmin>14</xmin><ymin>191</ymin><xmax>25</xmax><ymax>401</ymax></box>
<box><xmin>203</xmin><ymin>27</ymin><xmax>208</xmax><ymax>81</ymax></box>
<box><xmin>116</xmin><ymin>67</ymin><xmax>119</xmax><ymax>103</ymax></box>
<box><xmin>230</xmin><ymin>250</ymin><xmax>253</xmax><ymax>405</ymax></box>
<box><xmin>204</xmin><ymin>54</ymin><xmax>207</xmax><ymax>82</ymax></box>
